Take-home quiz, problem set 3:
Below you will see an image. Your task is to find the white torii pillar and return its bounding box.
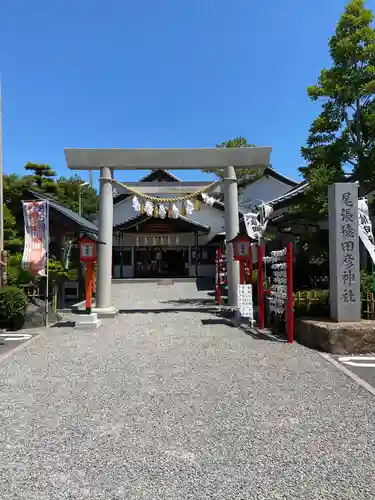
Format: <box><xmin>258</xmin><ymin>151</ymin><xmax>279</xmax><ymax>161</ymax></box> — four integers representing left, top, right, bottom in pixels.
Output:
<box><xmin>96</xmin><ymin>166</ymin><xmax>115</xmax><ymax>315</ymax></box>
<box><xmin>64</xmin><ymin>147</ymin><xmax>272</xmax><ymax>315</ymax></box>
<box><xmin>224</xmin><ymin>166</ymin><xmax>240</xmax><ymax>306</ymax></box>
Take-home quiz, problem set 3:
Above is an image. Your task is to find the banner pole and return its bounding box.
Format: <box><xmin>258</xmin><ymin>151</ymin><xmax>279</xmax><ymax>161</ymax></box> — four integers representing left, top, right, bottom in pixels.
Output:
<box><xmin>216</xmin><ymin>247</ymin><xmax>222</xmax><ymax>305</ymax></box>
<box><xmin>249</xmin><ymin>244</ymin><xmax>253</xmax><ymax>287</ymax></box>
<box><xmin>257</xmin><ymin>243</ymin><xmax>264</xmax><ymax>329</ymax></box>
<box><xmin>286</xmin><ymin>242</ymin><xmax>294</xmax><ymax>343</ymax></box>
<box><xmin>45</xmin><ymin>201</ymin><xmax>50</xmax><ymax>327</ymax></box>
<box><xmin>0</xmin><ymin>79</ymin><xmax>4</xmax><ymax>287</ymax></box>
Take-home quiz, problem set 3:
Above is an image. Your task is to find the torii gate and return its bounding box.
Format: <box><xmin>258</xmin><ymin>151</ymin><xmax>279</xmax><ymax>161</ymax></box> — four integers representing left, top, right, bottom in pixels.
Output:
<box><xmin>65</xmin><ymin>147</ymin><xmax>272</xmax><ymax>315</ymax></box>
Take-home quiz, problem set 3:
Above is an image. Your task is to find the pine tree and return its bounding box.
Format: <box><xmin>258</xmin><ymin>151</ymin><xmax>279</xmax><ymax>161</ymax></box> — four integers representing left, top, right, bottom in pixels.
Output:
<box><xmin>202</xmin><ymin>137</ymin><xmax>263</xmax><ymax>183</ymax></box>
<box><xmin>24</xmin><ymin>162</ymin><xmax>57</xmax><ymax>190</ymax></box>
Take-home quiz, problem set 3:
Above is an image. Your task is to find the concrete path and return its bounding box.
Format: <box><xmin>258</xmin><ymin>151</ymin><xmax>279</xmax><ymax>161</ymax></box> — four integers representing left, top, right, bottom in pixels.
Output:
<box><xmin>1</xmin><ymin>282</ymin><xmax>375</xmax><ymax>499</ymax></box>
<box><xmin>0</xmin><ymin>332</ymin><xmax>36</xmax><ymax>359</ymax></box>
<box><xmin>332</xmin><ymin>353</ymin><xmax>375</xmax><ymax>390</ymax></box>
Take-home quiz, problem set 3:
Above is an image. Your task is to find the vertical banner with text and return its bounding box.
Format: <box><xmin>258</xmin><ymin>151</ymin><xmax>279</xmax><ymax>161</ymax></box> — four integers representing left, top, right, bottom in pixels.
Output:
<box><xmin>22</xmin><ymin>200</ymin><xmax>49</xmax><ymax>276</ymax></box>
<box><xmin>358</xmin><ymin>198</ymin><xmax>375</xmax><ymax>264</ymax></box>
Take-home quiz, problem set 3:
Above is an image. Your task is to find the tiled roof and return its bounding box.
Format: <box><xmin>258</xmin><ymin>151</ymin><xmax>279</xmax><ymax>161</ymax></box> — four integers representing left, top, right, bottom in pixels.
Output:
<box><xmin>266</xmin><ymin>181</ymin><xmax>309</xmax><ymax>207</ymax></box>
<box><xmin>197</xmin><ymin>194</ymin><xmax>244</xmax><ymax>216</ymax></box>
<box><xmin>29</xmin><ymin>190</ymin><xmax>99</xmax><ymax>233</ymax></box>
<box><xmin>138</xmin><ymin>169</ymin><xmax>182</xmax><ymax>182</ymax></box>
<box><xmin>114</xmin><ymin>213</ymin><xmax>210</xmax><ymax>232</ymax></box>
<box><xmin>238</xmin><ymin>167</ymin><xmax>298</xmax><ymax>189</ymax></box>
<box><xmin>114</xmin><ymin>170</ymin><xmax>182</xmax><ymax>204</ymax></box>
<box><xmin>178</xmin><ymin>214</ymin><xmax>210</xmax><ymax>231</ymax></box>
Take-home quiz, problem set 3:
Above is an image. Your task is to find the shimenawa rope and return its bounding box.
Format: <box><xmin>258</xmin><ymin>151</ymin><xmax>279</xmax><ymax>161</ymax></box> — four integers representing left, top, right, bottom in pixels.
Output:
<box><xmin>110</xmin><ymin>178</ymin><xmax>219</xmax><ymax>204</ymax></box>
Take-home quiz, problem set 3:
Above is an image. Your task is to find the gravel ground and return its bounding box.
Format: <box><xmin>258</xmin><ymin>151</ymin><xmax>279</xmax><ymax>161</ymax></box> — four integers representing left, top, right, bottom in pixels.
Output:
<box><xmin>1</xmin><ymin>282</ymin><xmax>375</xmax><ymax>499</ymax></box>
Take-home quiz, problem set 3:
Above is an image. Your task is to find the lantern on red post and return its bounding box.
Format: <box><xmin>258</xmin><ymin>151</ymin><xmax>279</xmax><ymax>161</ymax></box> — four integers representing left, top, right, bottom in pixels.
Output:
<box><xmin>227</xmin><ymin>234</ymin><xmax>253</xmax><ymax>285</ymax></box>
<box><xmin>78</xmin><ymin>236</ymin><xmax>97</xmax><ymax>264</ymax></box>
<box><xmin>77</xmin><ymin>235</ymin><xmax>98</xmax><ymax>314</ymax></box>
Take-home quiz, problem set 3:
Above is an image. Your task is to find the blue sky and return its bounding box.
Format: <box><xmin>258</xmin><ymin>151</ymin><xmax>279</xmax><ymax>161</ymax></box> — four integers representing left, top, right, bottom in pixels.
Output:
<box><xmin>1</xmin><ymin>0</ymin><xmax>371</xmax><ymax>187</ymax></box>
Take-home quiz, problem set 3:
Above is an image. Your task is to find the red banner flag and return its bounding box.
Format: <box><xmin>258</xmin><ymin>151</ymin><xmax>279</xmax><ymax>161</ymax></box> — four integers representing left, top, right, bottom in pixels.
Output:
<box><xmin>22</xmin><ymin>201</ymin><xmax>49</xmax><ymax>276</ymax></box>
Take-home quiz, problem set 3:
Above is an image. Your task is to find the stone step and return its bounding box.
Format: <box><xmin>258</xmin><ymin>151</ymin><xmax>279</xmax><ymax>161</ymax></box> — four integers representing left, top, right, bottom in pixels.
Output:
<box><xmin>157</xmin><ymin>279</ymin><xmax>175</xmax><ymax>285</ymax></box>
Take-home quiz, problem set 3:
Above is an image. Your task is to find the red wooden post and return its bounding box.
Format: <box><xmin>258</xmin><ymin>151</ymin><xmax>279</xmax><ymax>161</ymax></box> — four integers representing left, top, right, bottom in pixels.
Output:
<box><xmin>78</xmin><ymin>235</ymin><xmax>98</xmax><ymax>313</ymax></box>
<box><xmin>249</xmin><ymin>244</ymin><xmax>253</xmax><ymax>287</ymax></box>
<box><xmin>239</xmin><ymin>261</ymin><xmax>246</xmax><ymax>285</ymax></box>
<box><xmin>216</xmin><ymin>247</ymin><xmax>222</xmax><ymax>305</ymax></box>
<box><xmin>92</xmin><ymin>264</ymin><xmax>96</xmax><ymax>294</ymax></box>
<box><xmin>257</xmin><ymin>244</ymin><xmax>265</xmax><ymax>329</ymax></box>
<box><xmin>286</xmin><ymin>242</ymin><xmax>294</xmax><ymax>343</ymax></box>
<box><xmin>85</xmin><ymin>262</ymin><xmax>94</xmax><ymax>314</ymax></box>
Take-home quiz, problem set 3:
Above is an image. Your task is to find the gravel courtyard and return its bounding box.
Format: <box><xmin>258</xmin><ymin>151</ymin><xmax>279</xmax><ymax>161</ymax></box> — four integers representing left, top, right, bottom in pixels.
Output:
<box><xmin>1</xmin><ymin>282</ymin><xmax>375</xmax><ymax>499</ymax></box>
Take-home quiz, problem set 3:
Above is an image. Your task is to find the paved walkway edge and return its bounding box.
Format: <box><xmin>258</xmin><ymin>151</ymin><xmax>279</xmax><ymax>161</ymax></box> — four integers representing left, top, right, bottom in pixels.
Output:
<box><xmin>319</xmin><ymin>351</ymin><xmax>375</xmax><ymax>397</ymax></box>
<box><xmin>0</xmin><ymin>333</ymin><xmax>41</xmax><ymax>366</ymax></box>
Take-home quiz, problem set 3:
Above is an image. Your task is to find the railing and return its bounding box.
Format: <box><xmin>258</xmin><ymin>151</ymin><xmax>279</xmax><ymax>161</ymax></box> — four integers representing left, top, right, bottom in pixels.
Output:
<box><xmin>21</xmin><ymin>282</ymin><xmax>43</xmax><ymax>299</ymax></box>
<box><xmin>362</xmin><ymin>292</ymin><xmax>375</xmax><ymax>320</ymax></box>
<box><xmin>293</xmin><ymin>289</ymin><xmax>375</xmax><ymax>320</ymax></box>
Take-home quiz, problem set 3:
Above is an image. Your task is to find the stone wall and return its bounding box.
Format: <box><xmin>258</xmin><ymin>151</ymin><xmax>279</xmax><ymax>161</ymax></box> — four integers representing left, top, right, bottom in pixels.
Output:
<box><xmin>295</xmin><ymin>318</ymin><xmax>375</xmax><ymax>354</ymax></box>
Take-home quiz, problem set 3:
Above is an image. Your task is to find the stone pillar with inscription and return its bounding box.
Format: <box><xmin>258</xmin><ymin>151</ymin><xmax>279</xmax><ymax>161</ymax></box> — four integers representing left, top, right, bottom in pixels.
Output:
<box><xmin>328</xmin><ymin>183</ymin><xmax>361</xmax><ymax>322</ymax></box>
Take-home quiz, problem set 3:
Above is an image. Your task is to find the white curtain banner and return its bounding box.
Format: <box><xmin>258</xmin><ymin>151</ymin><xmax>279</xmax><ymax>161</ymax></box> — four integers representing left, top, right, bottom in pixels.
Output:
<box><xmin>358</xmin><ymin>198</ymin><xmax>375</xmax><ymax>265</ymax></box>
<box><xmin>263</xmin><ymin>203</ymin><xmax>274</xmax><ymax>220</ymax></box>
<box><xmin>244</xmin><ymin>204</ymin><xmax>273</xmax><ymax>240</ymax></box>
<box><xmin>244</xmin><ymin>213</ymin><xmax>263</xmax><ymax>240</ymax></box>
<box><xmin>22</xmin><ymin>200</ymin><xmax>49</xmax><ymax>276</ymax></box>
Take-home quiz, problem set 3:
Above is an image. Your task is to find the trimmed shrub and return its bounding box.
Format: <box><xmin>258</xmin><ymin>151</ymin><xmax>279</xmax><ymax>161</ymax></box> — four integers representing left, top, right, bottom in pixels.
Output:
<box><xmin>360</xmin><ymin>269</ymin><xmax>375</xmax><ymax>296</ymax></box>
<box><xmin>7</xmin><ymin>253</ymin><xmax>34</xmax><ymax>287</ymax></box>
<box><xmin>0</xmin><ymin>286</ymin><xmax>28</xmax><ymax>330</ymax></box>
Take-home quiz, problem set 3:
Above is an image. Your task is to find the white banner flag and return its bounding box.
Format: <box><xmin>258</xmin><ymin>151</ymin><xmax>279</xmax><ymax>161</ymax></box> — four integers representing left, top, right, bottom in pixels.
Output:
<box><xmin>244</xmin><ymin>213</ymin><xmax>263</xmax><ymax>240</ymax></box>
<box><xmin>358</xmin><ymin>198</ymin><xmax>375</xmax><ymax>264</ymax></box>
<box><xmin>244</xmin><ymin>204</ymin><xmax>273</xmax><ymax>240</ymax></box>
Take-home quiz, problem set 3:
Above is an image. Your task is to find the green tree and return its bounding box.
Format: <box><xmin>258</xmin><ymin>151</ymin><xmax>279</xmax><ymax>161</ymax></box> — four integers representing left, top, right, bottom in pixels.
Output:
<box><xmin>203</xmin><ymin>136</ymin><xmax>263</xmax><ymax>183</ymax></box>
<box><xmin>47</xmin><ymin>258</ymin><xmax>79</xmax><ymax>311</ymax></box>
<box><xmin>7</xmin><ymin>253</ymin><xmax>33</xmax><ymax>287</ymax></box>
<box><xmin>3</xmin><ymin>174</ymin><xmax>34</xmax><ymax>234</ymax></box>
<box><xmin>3</xmin><ymin>205</ymin><xmax>23</xmax><ymax>250</ymax></box>
<box><xmin>292</xmin><ymin>165</ymin><xmax>345</xmax><ymax>221</ymax></box>
<box><xmin>24</xmin><ymin>162</ymin><xmax>57</xmax><ymax>192</ymax></box>
<box><xmin>2</xmin><ymin>167</ymin><xmax>97</xmax><ymax>300</ymax></box>
<box><xmin>300</xmin><ymin>0</ymin><xmax>375</xmax><ymax>199</ymax></box>
<box><xmin>55</xmin><ymin>175</ymin><xmax>98</xmax><ymax>220</ymax></box>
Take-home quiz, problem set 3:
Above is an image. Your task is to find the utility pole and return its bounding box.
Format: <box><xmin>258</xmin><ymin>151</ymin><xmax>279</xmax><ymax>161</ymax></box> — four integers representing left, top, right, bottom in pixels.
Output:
<box><xmin>0</xmin><ymin>79</ymin><xmax>4</xmax><ymax>286</ymax></box>
<box><xmin>78</xmin><ymin>181</ymin><xmax>89</xmax><ymax>217</ymax></box>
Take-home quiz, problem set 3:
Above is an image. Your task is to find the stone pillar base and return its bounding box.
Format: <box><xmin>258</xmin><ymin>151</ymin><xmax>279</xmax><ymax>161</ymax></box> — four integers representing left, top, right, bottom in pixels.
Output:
<box><xmin>92</xmin><ymin>306</ymin><xmax>119</xmax><ymax>318</ymax></box>
<box><xmin>75</xmin><ymin>313</ymin><xmax>101</xmax><ymax>329</ymax></box>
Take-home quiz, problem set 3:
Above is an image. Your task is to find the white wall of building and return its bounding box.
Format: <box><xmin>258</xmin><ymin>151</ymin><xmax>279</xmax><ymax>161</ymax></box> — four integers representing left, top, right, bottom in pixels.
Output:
<box><xmin>113</xmin><ymin>196</ymin><xmax>226</xmax><ymax>240</ymax></box>
<box><xmin>95</xmin><ymin>172</ymin><xmax>297</xmax><ymax>230</ymax></box>
<box><xmin>111</xmin><ymin>174</ymin><xmax>295</xmax><ymax>232</ymax></box>
<box><xmin>238</xmin><ymin>176</ymin><xmax>295</xmax><ymax>211</ymax></box>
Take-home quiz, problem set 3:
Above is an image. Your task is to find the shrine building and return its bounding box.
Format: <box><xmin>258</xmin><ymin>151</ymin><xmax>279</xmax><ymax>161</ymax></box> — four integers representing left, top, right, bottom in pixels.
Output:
<box><xmin>107</xmin><ymin>168</ymin><xmax>297</xmax><ymax>279</ymax></box>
